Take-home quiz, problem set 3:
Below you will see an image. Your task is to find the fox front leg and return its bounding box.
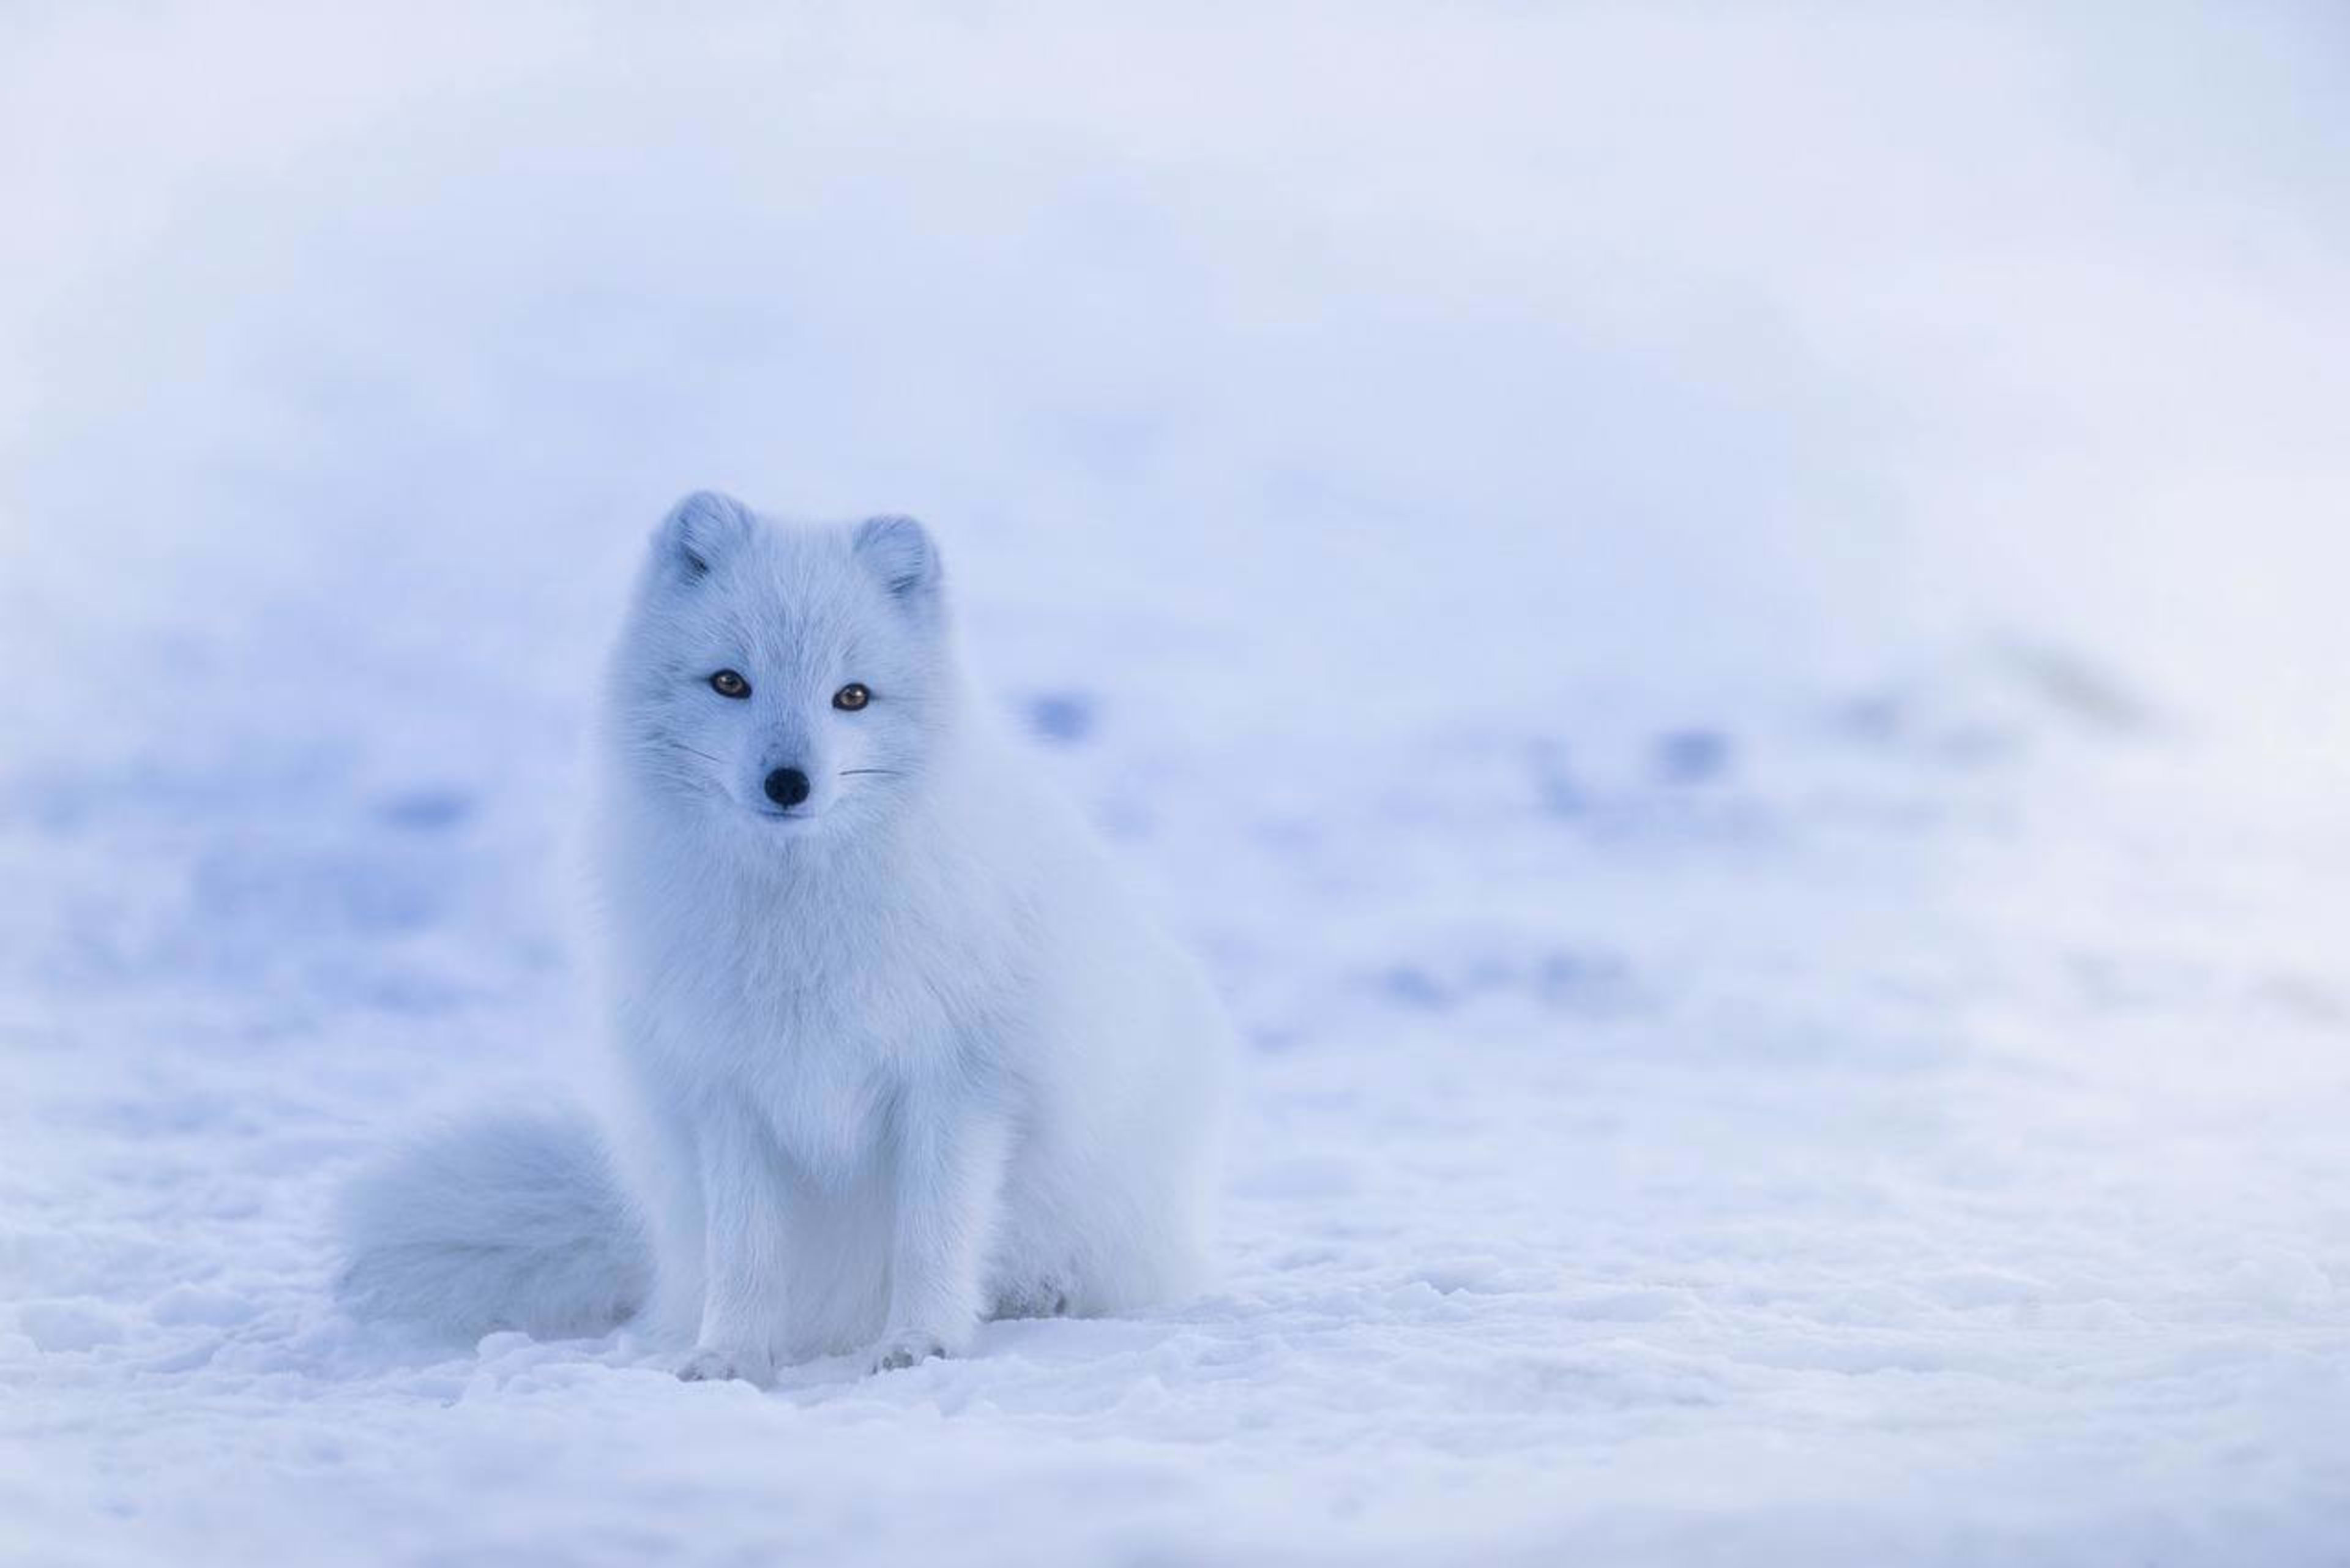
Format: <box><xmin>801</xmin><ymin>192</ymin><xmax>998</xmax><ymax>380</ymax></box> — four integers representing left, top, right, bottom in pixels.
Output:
<box><xmin>871</xmin><ymin>1088</ymin><xmax>1012</xmax><ymax>1373</ymax></box>
<box><xmin>677</xmin><ymin>1101</ymin><xmax>789</xmax><ymax>1387</ymax></box>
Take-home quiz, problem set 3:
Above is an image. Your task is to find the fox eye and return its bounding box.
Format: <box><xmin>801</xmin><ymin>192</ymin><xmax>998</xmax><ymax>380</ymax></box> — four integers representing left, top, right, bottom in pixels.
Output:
<box><xmin>709</xmin><ymin>670</ymin><xmax>751</xmax><ymax>699</ymax></box>
<box><xmin>832</xmin><ymin>682</ymin><xmax>871</xmax><ymax>712</ymax></box>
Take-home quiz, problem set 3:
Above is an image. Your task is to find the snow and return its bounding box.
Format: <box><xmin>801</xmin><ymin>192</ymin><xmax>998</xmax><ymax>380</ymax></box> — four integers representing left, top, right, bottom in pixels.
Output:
<box><xmin>5</xmin><ymin>4</ymin><xmax>2350</xmax><ymax>1563</ymax></box>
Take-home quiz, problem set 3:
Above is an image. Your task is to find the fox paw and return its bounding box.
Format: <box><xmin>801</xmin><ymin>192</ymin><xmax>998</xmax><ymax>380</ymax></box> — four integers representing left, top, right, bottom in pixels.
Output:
<box><xmin>677</xmin><ymin>1346</ymin><xmax>772</xmax><ymax>1386</ymax></box>
<box><xmin>870</xmin><ymin>1332</ymin><xmax>947</xmax><ymax>1374</ymax></box>
<box><xmin>991</xmin><ymin>1280</ymin><xmax>1071</xmax><ymax>1320</ymax></box>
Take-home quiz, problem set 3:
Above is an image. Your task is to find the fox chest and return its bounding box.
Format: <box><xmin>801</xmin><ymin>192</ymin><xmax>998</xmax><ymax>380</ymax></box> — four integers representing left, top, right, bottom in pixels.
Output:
<box><xmin>747</xmin><ymin>985</ymin><xmax>940</xmax><ymax>1175</ymax></box>
<box><xmin>649</xmin><ymin>928</ymin><xmax>988</xmax><ymax>1175</ymax></box>
<box><xmin>617</xmin><ymin>856</ymin><xmax>1023</xmax><ymax>1167</ymax></box>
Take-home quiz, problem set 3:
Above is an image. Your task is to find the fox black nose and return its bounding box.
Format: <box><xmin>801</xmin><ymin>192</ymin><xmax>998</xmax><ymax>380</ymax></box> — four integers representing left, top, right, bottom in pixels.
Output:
<box><xmin>763</xmin><ymin>767</ymin><xmax>811</xmax><ymax>808</ymax></box>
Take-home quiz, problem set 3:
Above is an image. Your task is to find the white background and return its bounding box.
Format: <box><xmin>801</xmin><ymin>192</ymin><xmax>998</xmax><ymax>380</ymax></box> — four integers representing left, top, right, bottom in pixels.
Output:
<box><xmin>4</xmin><ymin>5</ymin><xmax>2348</xmax><ymax>1563</ymax></box>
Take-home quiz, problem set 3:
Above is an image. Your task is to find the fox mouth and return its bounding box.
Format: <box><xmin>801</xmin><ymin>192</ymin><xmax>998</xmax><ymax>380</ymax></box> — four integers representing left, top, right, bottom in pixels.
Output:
<box><xmin>739</xmin><ymin>769</ymin><xmax>903</xmax><ymax>824</ymax></box>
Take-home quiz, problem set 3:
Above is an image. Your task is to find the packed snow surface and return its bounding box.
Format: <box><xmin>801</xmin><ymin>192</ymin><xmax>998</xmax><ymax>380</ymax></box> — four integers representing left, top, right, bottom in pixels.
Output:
<box><xmin>4</xmin><ymin>5</ymin><xmax>2349</xmax><ymax>1564</ymax></box>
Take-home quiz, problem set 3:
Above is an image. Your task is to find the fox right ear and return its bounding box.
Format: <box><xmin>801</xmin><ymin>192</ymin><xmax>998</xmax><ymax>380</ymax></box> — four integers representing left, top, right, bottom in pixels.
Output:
<box><xmin>654</xmin><ymin>491</ymin><xmax>754</xmax><ymax>580</ymax></box>
<box><xmin>852</xmin><ymin>514</ymin><xmax>940</xmax><ymax>606</ymax></box>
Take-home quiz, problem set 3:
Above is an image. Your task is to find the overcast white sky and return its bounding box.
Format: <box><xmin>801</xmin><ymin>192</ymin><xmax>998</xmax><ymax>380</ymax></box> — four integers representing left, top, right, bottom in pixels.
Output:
<box><xmin>4</xmin><ymin>2</ymin><xmax>2346</xmax><ymax>763</ymax></box>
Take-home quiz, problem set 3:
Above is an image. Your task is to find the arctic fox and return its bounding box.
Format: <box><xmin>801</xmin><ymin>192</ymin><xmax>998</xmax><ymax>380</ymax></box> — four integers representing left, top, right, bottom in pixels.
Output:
<box><xmin>339</xmin><ymin>493</ymin><xmax>1230</xmax><ymax>1381</ymax></box>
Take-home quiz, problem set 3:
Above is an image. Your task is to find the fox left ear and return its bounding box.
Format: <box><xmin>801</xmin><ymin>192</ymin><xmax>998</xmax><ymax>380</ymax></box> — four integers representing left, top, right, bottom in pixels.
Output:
<box><xmin>655</xmin><ymin>490</ymin><xmax>755</xmax><ymax>581</ymax></box>
<box><xmin>852</xmin><ymin>515</ymin><xmax>941</xmax><ymax>607</ymax></box>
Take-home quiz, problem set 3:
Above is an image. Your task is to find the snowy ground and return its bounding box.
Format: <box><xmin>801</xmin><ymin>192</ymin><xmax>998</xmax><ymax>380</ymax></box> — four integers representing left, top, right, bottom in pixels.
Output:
<box><xmin>5</xmin><ymin>5</ymin><xmax>2350</xmax><ymax>1564</ymax></box>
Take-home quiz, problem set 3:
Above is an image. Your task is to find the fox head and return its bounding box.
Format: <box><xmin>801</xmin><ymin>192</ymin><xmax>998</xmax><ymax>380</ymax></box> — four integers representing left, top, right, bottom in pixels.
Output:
<box><xmin>607</xmin><ymin>491</ymin><xmax>956</xmax><ymax>838</ymax></box>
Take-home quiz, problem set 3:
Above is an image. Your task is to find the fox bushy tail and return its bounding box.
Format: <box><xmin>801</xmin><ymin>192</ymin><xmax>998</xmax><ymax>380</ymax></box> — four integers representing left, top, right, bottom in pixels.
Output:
<box><xmin>337</xmin><ymin>1111</ymin><xmax>652</xmax><ymax>1342</ymax></box>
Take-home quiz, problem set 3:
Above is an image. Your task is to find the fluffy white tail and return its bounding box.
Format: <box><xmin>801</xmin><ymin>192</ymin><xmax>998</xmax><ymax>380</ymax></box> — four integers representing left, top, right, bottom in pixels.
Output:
<box><xmin>337</xmin><ymin>1111</ymin><xmax>651</xmax><ymax>1342</ymax></box>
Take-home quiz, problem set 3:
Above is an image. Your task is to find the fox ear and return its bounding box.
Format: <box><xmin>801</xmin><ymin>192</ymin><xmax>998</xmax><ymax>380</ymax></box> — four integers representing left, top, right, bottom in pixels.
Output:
<box><xmin>655</xmin><ymin>491</ymin><xmax>754</xmax><ymax>580</ymax></box>
<box><xmin>852</xmin><ymin>515</ymin><xmax>941</xmax><ymax>606</ymax></box>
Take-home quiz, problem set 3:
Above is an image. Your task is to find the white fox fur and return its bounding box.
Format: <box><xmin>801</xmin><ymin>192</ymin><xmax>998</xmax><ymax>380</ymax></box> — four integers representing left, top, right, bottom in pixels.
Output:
<box><xmin>337</xmin><ymin>493</ymin><xmax>1230</xmax><ymax>1381</ymax></box>
<box><xmin>337</xmin><ymin>1112</ymin><xmax>649</xmax><ymax>1341</ymax></box>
